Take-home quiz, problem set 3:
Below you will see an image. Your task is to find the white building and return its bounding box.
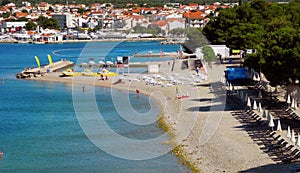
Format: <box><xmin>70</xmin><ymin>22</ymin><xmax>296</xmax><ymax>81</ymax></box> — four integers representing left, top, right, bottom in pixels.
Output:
<box><xmin>52</xmin><ymin>13</ymin><xmax>75</xmax><ymax>28</ymax></box>
<box><xmin>168</xmin><ymin>19</ymin><xmax>185</xmax><ymax>31</ymax></box>
<box><xmin>1</xmin><ymin>21</ymin><xmax>27</xmax><ymax>29</ymax></box>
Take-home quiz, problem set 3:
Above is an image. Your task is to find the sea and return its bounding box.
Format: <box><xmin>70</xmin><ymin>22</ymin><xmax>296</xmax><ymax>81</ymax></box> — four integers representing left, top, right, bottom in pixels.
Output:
<box><xmin>0</xmin><ymin>41</ymin><xmax>190</xmax><ymax>172</ymax></box>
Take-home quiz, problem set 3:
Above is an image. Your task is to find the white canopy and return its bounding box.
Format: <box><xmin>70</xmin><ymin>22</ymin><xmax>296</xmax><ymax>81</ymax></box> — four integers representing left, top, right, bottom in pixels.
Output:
<box><xmin>276</xmin><ymin>119</ymin><xmax>282</xmax><ymax>131</ymax></box>
<box><xmin>287</xmin><ymin>126</ymin><xmax>291</xmax><ymax>139</ymax></box>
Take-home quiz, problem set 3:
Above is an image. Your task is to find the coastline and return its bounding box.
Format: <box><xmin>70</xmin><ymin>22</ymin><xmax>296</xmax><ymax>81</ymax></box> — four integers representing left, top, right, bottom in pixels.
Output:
<box><xmin>22</xmin><ymin>60</ymin><xmax>281</xmax><ymax>173</ymax></box>
<box><xmin>0</xmin><ymin>37</ymin><xmax>168</xmax><ymax>44</ymax></box>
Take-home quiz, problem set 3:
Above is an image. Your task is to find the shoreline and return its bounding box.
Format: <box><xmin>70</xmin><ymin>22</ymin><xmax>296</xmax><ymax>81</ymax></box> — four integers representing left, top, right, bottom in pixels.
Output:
<box><xmin>0</xmin><ymin>37</ymin><xmax>168</xmax><ymax>44</ymax></box>
<box><xmin>25</xmin><ymin>63</ymin><xmax>201</xmax><ymax>172</ymax></box>
<box><xmin>21</xmin><ymin>59</ymin><xmax>283</xmax><ymax>173</ymax></box>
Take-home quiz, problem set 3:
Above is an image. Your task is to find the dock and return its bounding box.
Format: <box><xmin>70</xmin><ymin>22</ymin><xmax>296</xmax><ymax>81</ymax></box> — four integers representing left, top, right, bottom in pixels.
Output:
<box><xmin>134</xmin><ymin>52</ymin><xmax>178</xmax><ymax>58</ymax></box>
<box><xmin>16</xmin><ymin>60</ymin><xmax>74</xmax><ymax>79</ymax></box>
<box><xmin>79</xmin><ymin>62</ymin><xmax>149</xmax><ymax>68</ymax></box>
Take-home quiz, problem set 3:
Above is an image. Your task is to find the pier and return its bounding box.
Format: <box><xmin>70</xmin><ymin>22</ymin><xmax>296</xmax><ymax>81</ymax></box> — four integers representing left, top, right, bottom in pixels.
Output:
<box><xmin>16</xmin><ymin>60</ymin><xmax>74</xmax><ymax>79</ymax></box>
<box><xmin>134</xmin><ymin>52</ymin><xmax>178</xmax><ymax>58</ymax></box>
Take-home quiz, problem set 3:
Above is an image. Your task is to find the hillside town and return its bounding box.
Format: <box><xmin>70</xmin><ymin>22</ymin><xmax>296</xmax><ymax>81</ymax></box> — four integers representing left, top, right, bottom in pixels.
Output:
<box><xmin>0</xmin><ymin>1</ymin><xmax>235</xmax><ymax>43</ymax></box>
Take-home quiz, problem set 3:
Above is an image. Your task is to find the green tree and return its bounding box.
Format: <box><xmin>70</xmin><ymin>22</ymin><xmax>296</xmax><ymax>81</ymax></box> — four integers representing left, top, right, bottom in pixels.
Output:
<box><xmin>25</xmin><ymin>21</ymin><xmax>37</xmax><ymax>30</ymax></box>
<box><xmin>17</xmin><ymin>17</ymin><xmax>28</xmax><ymax>21</ymax></box>
<box><xmin>37</xmin><ymin>16</ymin><xmax>60</xmax><ymax>30</ymax></box>
<box><xmin>169</xmin><ymin>28</ymin><xmax>185</xmax><ymax>37</ymax></box>
<box><xmin>204</xmin><ymin>0</ymin><xmax>300</xmax><ymax>85</ymax></box>
<box><xmin>184</xmin><ymin>28</ymin><xmax>210</xmax><ymax>51</ymax></box>
<box><xmin>202</xmin><ymin>46</ymin><xmax>216</xmax><ymax>62</ymax></box>
<box><xmin>21</xmin><ymin>9</ymin><xmax>28</xmax><ymax>13</ymax></box>
<box><xmin>1</xmin><ymin>0</ymin><xmax>10</xmax><ymax>6</ymax></box>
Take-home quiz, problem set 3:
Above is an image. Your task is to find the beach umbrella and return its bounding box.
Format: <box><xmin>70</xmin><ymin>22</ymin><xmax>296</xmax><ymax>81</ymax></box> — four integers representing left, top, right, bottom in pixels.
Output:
<box><xmin>291</xmin><ymin>129</ymin><xmax>296</xmax><ymax>143</ymax></box>
<box><xmin>247</xmin><ymin>97</ymin><xmax>251</xmax><ymax>108</ymax></box>
<box><xmin>257</xmin><ymin>75</ymin><xmax>261</xmax><ymax>81</ymax></box>
<box><xmin>287</xmin><ymin>94</ymin><xmax>291</xmax><ymax>104</ymax></box>
<box><xmin>277</xmin><ymin>119</ymin><xmax>282</xmax><ymax>131</ymax></box>
<box><xmin>291</xmin><ymin>98</ymin><xmax>295</xmax><ymax>108</ymax></box>
<box><xmin>296</xmin><ymin>133</ymin><xmax>300</xmax><ymax>147</ymax></box>
<box><xmin>253</xmin><ymin>74</ymin><xmax>257</xmax><ymax>81</ymax></box>
<box><xmin>253</xmin><ymin>100</ymin><xmax>258</xmax><ymax>110</ymax></box>
<box><xmin>295</xmin><ymin>100</ymin><xmax>298</xmax><ymax>109</ymax></box>
<box><xmin>229</xmin><ymin>83</ymin><xmax>233</xmax><ymax>91</ymax></box>
<box><xmin>258</xmin><ymin>102</ymin><xmax>262</xmax><ymax>112</ymax></box>
<box><xmin>258</xmin><ymin>90</ymin><xmax>262</xmax><ymax>99</ymax></box>
<box><xmin>268</xmin><ymin>114</ymin><xmax>275</xmax><ymax>131</ymax></box>
<box><xmin>287</xmin><ymin>126</ymin><xmax>291</xmax><ymax>139</ymax></box>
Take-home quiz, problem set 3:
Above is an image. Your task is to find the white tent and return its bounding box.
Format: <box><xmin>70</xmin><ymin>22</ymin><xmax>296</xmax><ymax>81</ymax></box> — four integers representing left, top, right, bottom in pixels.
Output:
<box><xmin>287</xmin><ymin>94</ymin><xmax>291</xmax><ymax>104</ymax></box>
<box><xmin>291</xmin><ymin>129</ymin><xmax>296</xmax><ymax>143</ymax></box>
<box><xmin>291</xmin><ymin>98</ymin><xmax>295</xmax><ymax>108</ymax></box>
<box><xmin>247</xmin><ymin>97</ymin><xmax>251</xmax><ymax>108</ymax></box>
<box><xmin>253</xmin><ymin>100</ymin><xmax>258</xmax><ymax>110</ymax></box>
<box><xmin>287</xmin><ymin>126</ymin><xmax>291</xmax><ymax>139</ymax></box>
<box><xmin>258</xmin><ymin>102</ymin><xmax>262</xmax><ymax>112</ymax></box>
<box><xmin>277</xmin><ymin>119</ymin><xmax>282</xmax><ymax>131</ymax></box>
<box><xmin>268</xmin><ymin>114</ymin><xmax>275</xmax><ymax>131</ymax></box>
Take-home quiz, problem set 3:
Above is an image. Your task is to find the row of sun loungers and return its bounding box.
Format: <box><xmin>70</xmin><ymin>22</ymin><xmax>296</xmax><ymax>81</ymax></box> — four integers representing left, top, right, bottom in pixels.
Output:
<box><xmin>227</xmin><ymin>89</ymin><xmax>300</xmax><ymax>164</ymax></box>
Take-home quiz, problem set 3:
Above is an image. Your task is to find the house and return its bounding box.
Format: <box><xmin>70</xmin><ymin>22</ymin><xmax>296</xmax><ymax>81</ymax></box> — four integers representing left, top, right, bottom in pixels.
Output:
<box><xmin>168</xmin><ymin>18</ymin><xmax>185</xmax><ymax>31</ymax></box>
<box><xmin>15</xmin><ymin>12</ymin><xmax>28</xmax><ymax>19</ymax></box>
<box><xmin>38</xmin><ymin>2</ymin><xmax>50</xmax><ymax>11</ymax></box>
<box><xmin>183</xmin><ymin>10</ymin><xmax>207</xmax><ymax>28</ymax></box>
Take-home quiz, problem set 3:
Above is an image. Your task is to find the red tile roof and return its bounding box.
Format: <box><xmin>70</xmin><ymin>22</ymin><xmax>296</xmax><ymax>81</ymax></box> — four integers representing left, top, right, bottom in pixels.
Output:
<box><xmin>183</xmin><ymin>10</ymin><xmax>205</xmax><ymax>20</ymax></box>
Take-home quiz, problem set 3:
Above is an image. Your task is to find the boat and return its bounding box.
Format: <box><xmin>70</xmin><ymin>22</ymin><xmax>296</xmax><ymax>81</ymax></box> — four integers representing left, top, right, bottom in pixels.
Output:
<box><xmin>82</xmin><ymin>69</ymin><xmax>98</xmax><ymax>76</ymax></box>
<box><xmin>98</xmin><ymin>69</ymin><xmax>118</xmax><ymax>77</ymax></box>
<box><xmin>61</xmin><ymin>68</ymin><xmax>81</xmax><ymax>77</ymax></box>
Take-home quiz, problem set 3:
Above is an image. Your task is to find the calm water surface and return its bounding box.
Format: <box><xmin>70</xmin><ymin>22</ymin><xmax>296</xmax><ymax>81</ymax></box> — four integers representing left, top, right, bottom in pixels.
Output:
<box><xmin>0</xmin><ymin>42</ymin><xmax>190</xmax><ymax>172</ymax></box>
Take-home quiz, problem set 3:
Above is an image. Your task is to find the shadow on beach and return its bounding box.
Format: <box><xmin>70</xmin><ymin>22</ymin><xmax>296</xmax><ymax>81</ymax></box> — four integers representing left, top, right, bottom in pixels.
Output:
<box><xmin>238</xmin><ymin>163</ymin><xmax>294</xmax><ymax>173</ymax></box>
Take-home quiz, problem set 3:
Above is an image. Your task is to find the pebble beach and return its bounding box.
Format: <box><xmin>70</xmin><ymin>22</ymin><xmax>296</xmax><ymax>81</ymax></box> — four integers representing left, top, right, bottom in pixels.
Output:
<box><xmin>24</xmin><ymin>58</ymin><xmax>297</xmax><ymax>173</ymax></box>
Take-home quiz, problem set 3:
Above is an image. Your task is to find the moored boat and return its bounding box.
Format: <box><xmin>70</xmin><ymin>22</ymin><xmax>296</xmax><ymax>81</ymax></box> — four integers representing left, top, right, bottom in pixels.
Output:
<box><xmin>61</xmin><ymin>68</ymin><xmax>81</xmax><ymax>77</ymax></box>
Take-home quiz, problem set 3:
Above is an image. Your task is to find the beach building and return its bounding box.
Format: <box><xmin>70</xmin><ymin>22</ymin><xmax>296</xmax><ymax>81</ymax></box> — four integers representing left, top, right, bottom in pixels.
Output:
<box><xmin>52</xmin><ymin>13</ymin><xmax>76</xmax><ymax>29</ymax></box>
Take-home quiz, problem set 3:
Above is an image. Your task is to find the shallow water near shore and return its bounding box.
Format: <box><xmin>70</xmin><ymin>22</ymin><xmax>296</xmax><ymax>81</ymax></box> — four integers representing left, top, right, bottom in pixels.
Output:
<box><xmin>0</xmin><ymin>42</ymin><xmax>190</xmax><ymax>172</ymax></box>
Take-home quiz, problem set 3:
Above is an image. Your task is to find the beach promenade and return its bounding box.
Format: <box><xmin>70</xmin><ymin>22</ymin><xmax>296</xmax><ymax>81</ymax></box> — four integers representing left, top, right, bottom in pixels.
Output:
<box><xmin>25</xmin><ymin>59</ymin><xmax>295</xmax><ymax>172</ymax></box>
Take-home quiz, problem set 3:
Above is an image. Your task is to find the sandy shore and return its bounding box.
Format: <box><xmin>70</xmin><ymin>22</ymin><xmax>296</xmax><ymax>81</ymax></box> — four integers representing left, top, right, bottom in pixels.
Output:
<box><xmin>24</xmin><ymin>60</ymin><xmax>291</xmax><ymax>173</ymax></box>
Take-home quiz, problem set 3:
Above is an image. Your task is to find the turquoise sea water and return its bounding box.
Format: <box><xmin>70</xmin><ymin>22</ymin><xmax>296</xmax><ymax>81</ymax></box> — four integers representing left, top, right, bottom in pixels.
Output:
<box><xmin>0</xmin><ymin>41</ymin><xmax>190</xmax><ymax>172</ymax></box>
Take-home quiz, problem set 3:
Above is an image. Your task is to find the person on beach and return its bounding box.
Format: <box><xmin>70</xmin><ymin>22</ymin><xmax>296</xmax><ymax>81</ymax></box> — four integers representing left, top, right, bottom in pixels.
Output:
<box><xmin>82</xmin><ymin>85</ymin><xmax>86</xmax><ymax>92</ymax></box>
<box><xmin>196</xmin><ymin>66</ymin><xmax>200</xmax><ymax>75</ymax></box>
